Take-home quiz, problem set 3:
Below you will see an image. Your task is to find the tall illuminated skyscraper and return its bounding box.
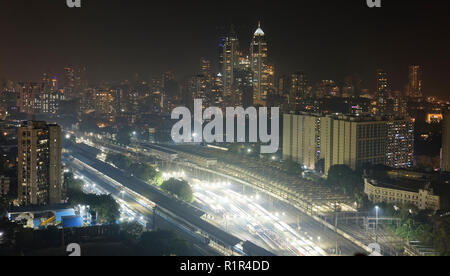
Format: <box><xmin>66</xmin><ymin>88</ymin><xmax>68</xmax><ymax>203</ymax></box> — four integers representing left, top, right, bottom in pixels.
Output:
<box><xmin>290</xmin><ymin>72</ymin><xmax>308</xmax><ymax>111</ymax></box>
<box><xmin>223</xmin><ymin>26</ymin><xmax>240</xmax><ymax>99</ymax></box>
<box><xmin>63</xmin><ymin>66</ymin><xmax>75</xmax><ymax>100</ymax></box>
<box><xmin>250</xmin><ymin>22</ymin><xmax>269</xmax><ymax>106</ymax></box>
<box><xmin>376</xmin><ymin>69</ymin><xmax>390</xmax><ymax>116</ymax></box>
<box><xmin>407</xmin><ymin>65</ymin><xmax>423</xmax><ymax>98</ymax></box>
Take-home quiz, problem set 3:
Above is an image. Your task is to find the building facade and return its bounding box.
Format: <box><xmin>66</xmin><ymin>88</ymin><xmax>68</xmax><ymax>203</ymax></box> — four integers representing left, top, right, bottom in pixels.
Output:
<box><xmin>283</xmin><ymin>113</ymin><xmax>322</xmax><ymax>170</ymax></box>
<box><xmin>407</xmin><ymin>65</ymin><xmax>423</xmax><ymax>98</ymax></box>
<box><xmin>0</xmin><ymin>176</ymin><xmax>10</xmax><ymax>197</ymax></box>
<box><xmin>283</xmin><ymin>113</ymin><xmax>415</xmax><ymax>175</ymax></box>
<box><xmin>18</xmin><ymin>121</ymin><xmax>63</xmax><ymax>206</ymax></box>
<box><xmin>385</xmin><ymin>119</ymin><xmax>415</xmax><ymax>168</ymax></box>
<box><xmin>250</xmin><ymin>22</ymin><xmax>269</xmax><ymax>106</ymax></box>
<box><xmin>442</xmin><ymin>109</ymin><xmax>450</xmax><ymax>172</ymax></box>
<box><xmin>364</xmin><ymin>178</ymin><xmax>440</xmax><ymax>211</ymax></box>
<box><xmin>223</xmin><ymin>27</ymin><xmax>240</xmax><ymax>100</ymax></box>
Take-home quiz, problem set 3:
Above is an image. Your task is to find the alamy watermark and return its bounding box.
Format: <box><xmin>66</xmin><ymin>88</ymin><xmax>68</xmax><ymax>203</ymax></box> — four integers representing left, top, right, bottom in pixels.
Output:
<box><xmin>366</xmin><ymin>0</ymin><xmax>382</xmax><ymax>8</ymax></box>
<box><xmin>66</xmin><ymin>1</ymin><xmax>381</xmax><ymax>9</ymax></box>
<box><xmin>66</xmin><ymin>0</ymin><xmax>81</xmax><ymax>8</ymax></box>
<box><xmin>171</xmin><ymin>99</ymin><xmax>279</xmax><ymax>154</ymax></box>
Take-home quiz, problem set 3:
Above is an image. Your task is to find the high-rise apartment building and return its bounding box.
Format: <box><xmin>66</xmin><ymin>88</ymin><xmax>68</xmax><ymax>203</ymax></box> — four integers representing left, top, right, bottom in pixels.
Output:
<box><xmin>283</xmin><ymin>113</ymin><xmax>322</xmax><ymax>170</ymax></box>
<box><xmin>283</xmin><ymin>113</ymin><xmax>414</xmax><ymax>175</ymax></box>
<box><xmin>289</xmin><ymin>72</ymin><xmax>308</xmax><ymax>111</ymax></box>
<box><xmin>223</xmin><ymin>26</ymin><xmax>240</xmax><ymax>99</ymax></box>
<box><xmin>407</xmin><ymin>65</ymin><xmax>423</xmax><ymax>98</ymax></box>
<box><xmin>375</xmin><ymin>69</ymin><xmax>389</xmax><ymax>115</ymax></box>
<box><xmin>18</xmin><ymin>121</ymin><xmax>63</xmax><ymax>206</ymax></box>
<box><xmin>385</xmin><ymin>119</ymin><xmax>414</xmax><ymax>168</ymax></box>
<box><xmin>442</xmin><ymin>109</ymin><xmax>450</xmax><ymax>172</ymax></box>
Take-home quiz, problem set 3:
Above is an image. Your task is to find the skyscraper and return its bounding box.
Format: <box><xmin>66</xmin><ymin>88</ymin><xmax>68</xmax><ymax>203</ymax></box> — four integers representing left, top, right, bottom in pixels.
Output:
<box><xmin>385</xmin><ymin>119</ymin><xmax>414</xmax><ymax>168</ymax></box>
<box><xmin>250</xmin><ymin>22</ymin><xmax>269</xmax><ymax>106</ymax></box>
<box><xmin>18</xmin><ymin>121</ymin><xmax>63</xmax><ymax>206</ymax></box>
<box><xmin>442</xmin><ymin>109</ymin><xmax>450</xmax><ymax>172</ymax></box>
<box><xmin>407</xmin><ymin>65</ymin><xmax>423</xmax><ymax>98</ymax></box>
<box><xmin>289</xmin><ymin>72</ymin><xmax>308</xmax><ymax>111</ymax></box>
<box><xmin>223</xmin><ymin>26</ymin><xmax>240</xmax><ymax>99</ymax></box>
<box><xmin>63</xmin><ymin>65</ymin><xmax>88</xmax><ymax>101</ymax></box>
<box><xmin>63</xmin><ymin>66</ymin><xmax>76</xmax><ymax>100</ymax></box>
<box><xmin>376</xmin><ymin>69</ymin><xmax>390</xmax><ymax>116</ymax></box>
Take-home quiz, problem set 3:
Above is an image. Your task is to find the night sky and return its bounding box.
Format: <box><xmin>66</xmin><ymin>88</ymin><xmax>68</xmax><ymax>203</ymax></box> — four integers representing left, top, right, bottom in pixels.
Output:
<box><xmin>0</xmin><ymin>0</ymin><xmax>449</xmax><ymax>98</ymax></box>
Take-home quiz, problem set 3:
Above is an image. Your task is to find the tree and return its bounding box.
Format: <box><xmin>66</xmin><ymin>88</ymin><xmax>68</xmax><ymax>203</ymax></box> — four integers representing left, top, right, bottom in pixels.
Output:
<box><xmin>106</xmin><ymin>153</ymin><xmax>133</xmax><ymax>170</ymax></box>
<box><xmin>139</xmin><ymin>230</ymin><xmax>195</xmax><ymax>256</ymax></box>
<box><xmin>132</xmin><ymin>163</ymin><xmax>158</xmax><ymax>183</ymax></box>
<box><xmin>161</xmin><ymin>178</ymin><xmax>194</xmax><ymax>203</ymax></box>
<box><xmin>91</xmin><ymin>194</ymin><xmax>120</xmax><ymax>224</ymax></box>
<box><xmin>68</xmin><ymin>191</ymin><xmax>120</xmax><ymax>224</ymax></box>
<box><xmin>281</xmin><ymin>160</ymin><xmax>304</xmax><ymax>176</ymax></box>
<box><xmin>116</xmin><ymin>127</ymin><xmax>132</xmax><ymax>146</ymax></box>
<box><xmin>327</xmin><ymin>165</ymin><xmax>363</xmax><ymax>196</ymax></box>
<box><xmin>154</xmin><ymin>172</ymin><xmax>163</xmax><ymax>186</ymax></box>
<box><xmin>64</xmin><ymin>172</ymin><xmax>84</xmax><ymax>193</ymax></box>
<box><xmin>120</xmin><ymin>222</ymin><xmax>144</xmax><ymax>243</ymax></box>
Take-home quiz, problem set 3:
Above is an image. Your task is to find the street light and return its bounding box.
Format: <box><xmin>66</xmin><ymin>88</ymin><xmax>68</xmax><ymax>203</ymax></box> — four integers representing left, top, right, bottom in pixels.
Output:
<box><xmin>375</xmin><ymin>206</ymin><xmax>379</xmax><ymax>243</ymax></box>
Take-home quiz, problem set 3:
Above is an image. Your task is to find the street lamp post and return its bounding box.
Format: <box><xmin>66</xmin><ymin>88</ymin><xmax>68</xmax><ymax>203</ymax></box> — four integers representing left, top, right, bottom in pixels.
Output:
<box><xmin>375</xmin><ymin>206</ymin><xmax>379</xmax><ymax>243</ymax></box>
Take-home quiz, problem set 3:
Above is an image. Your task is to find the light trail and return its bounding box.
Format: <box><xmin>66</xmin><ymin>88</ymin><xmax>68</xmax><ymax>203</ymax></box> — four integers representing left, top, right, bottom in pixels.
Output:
<box><xmin>183</xmin><ymin>174</ymin><xmax>327</xmax><ymax>256</ymax></box>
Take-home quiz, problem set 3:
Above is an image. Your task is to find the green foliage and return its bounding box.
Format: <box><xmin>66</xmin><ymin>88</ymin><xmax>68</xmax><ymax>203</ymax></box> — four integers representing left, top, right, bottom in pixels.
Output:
<box><xmin>161</xmin><ymin>178</ymin><xmax>194</xmax><ymax>203</ymax></box>
<box><xmin>433</xmin><ymin>217</ymin><xmax>450</xmax><ymax>256</ymax></box>
<box><xmin>116</xmin><ymin>127</ymin><xmax>132</xmax><ymax>146</ymax></box>
<box><xmin>66</xmin><ymin>172</ymin><xmax>120</xmax><ymax>224</ymax></box>
<box><xmin>281</xmin><ymin>160</ymin><xmax>304</xmax><ymax>176</ymax></box>
<box><xmin>120</xmin><ymin>222</ymin><xmax>144</xmax><ymax>243</ymax></box>
<box><xmin>154</xmin><ymin>172</ymin><xmax>164</xmax><ymax>186</ymax></box>
<box><xmin>139</xmin><ymin>230</ymin><xmax>196</xmax><ymax>256</ymax></box>
<box><xmin>64</xmin><ymin>172</ymin><xmax>84</xmax><ymax>192</ymax></box>
<box><xmin>106</xmin><ymin>153</ymin><xmax>133</xmax><ymax>170</ymax></box>
<box><xmin>106</xmin><ymin>153</ymin><xmax>160</xmax><ymax>184</ymax></box>
<box><xmin>132</xmin><ymin>163</ymin><xmax>159</xmax><ymax>183</ymax></box>
<box><xmin>378</xmin><ymin>201</ymin><xmax>450</xmax><ymax>256</ymax></box>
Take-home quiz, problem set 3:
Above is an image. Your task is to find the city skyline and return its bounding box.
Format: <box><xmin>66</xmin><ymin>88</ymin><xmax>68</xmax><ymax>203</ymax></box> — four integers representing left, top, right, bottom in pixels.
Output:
<box><xmin>0</xmin><ymin>0</ymin><xmax>450</xmax><ymax>99</ymax></box>
<box><xmin>2</xmin><ymin>0</ymin><xmax>450</xmax><ymax>258</ymax></box>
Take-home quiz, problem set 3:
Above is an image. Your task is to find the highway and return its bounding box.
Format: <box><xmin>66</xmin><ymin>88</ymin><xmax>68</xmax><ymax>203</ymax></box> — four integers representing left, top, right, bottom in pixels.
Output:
<box><xmin>64</xmin><ymin>143</ymin><xmax>253</xmax><ymax>256</ymax></box>
<box><xmin>189</xmin><ymin>177</ymin><xmax>326</xmax><ymax>256</ymax></box>
<box><xmin>65</xmin><ymin>136</ymin><xmax>366</xmax><ymax>255</ymax></box>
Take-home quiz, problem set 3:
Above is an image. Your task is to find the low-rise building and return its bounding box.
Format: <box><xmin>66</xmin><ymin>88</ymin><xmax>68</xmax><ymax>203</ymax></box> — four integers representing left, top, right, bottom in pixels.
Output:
<box><xmin>364</xmin><ymin>175</ymin><xmax>440</xmax><ymax>211</ymax></box>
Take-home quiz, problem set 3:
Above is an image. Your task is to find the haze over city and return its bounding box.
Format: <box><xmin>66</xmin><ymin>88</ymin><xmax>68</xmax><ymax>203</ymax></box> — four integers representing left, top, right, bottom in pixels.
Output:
<box><xmin>0</xmin><ymin>0</ymin><xmax>449</xmax><ymax>98</ymax></box>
